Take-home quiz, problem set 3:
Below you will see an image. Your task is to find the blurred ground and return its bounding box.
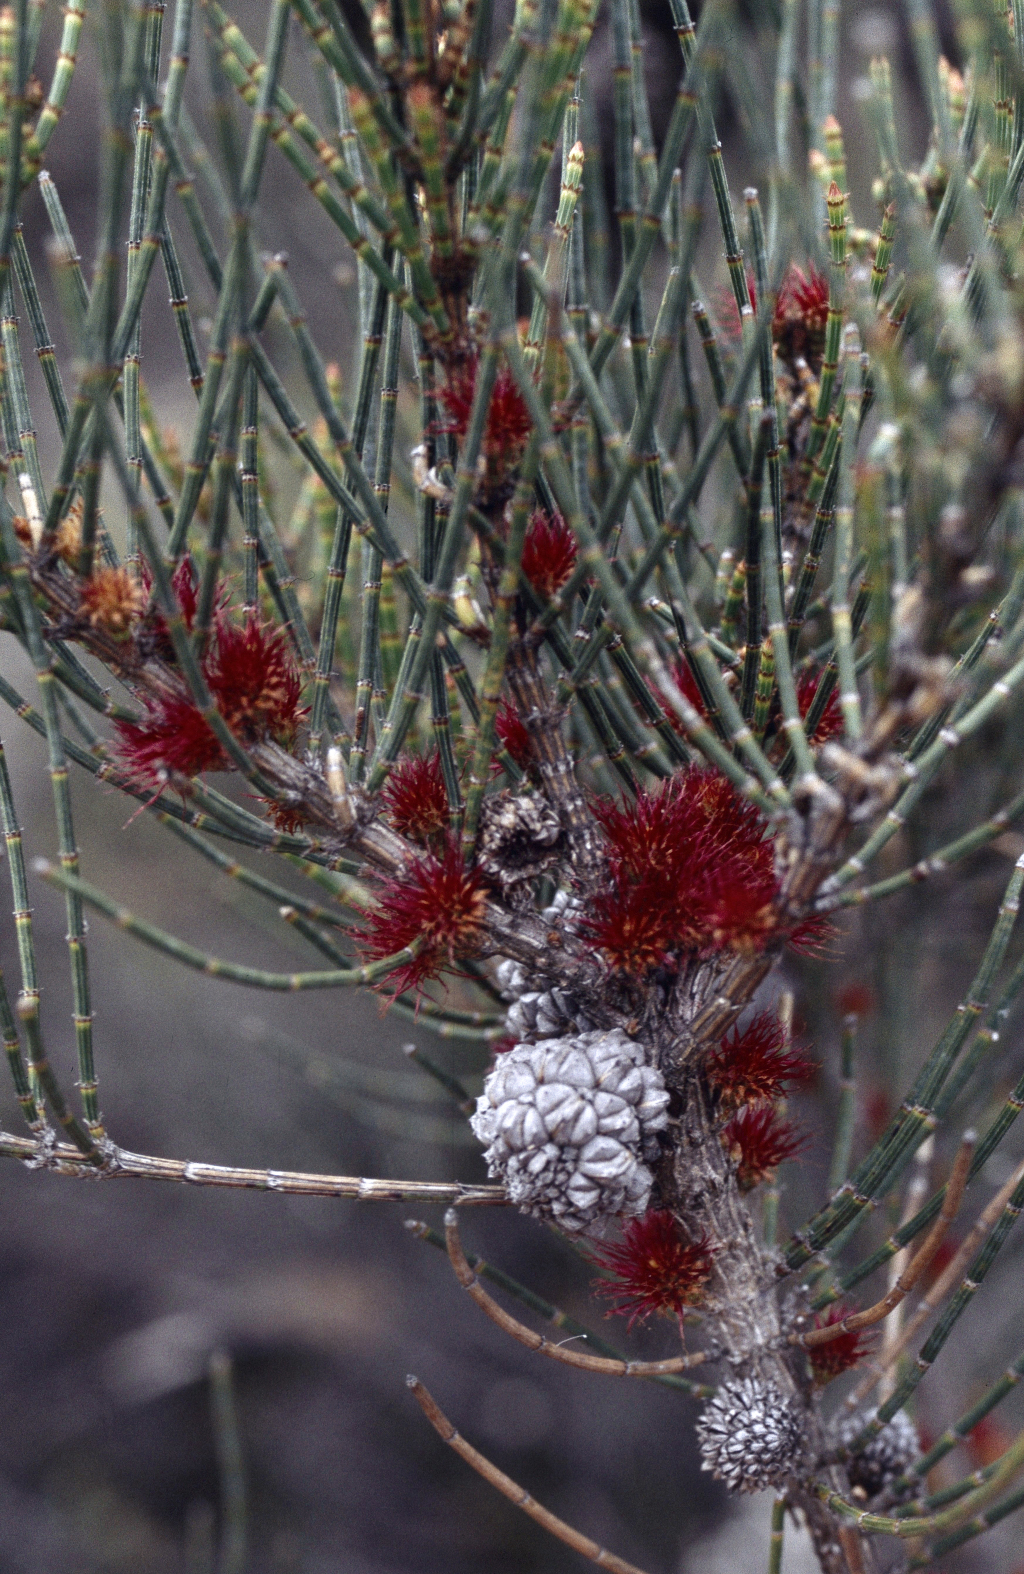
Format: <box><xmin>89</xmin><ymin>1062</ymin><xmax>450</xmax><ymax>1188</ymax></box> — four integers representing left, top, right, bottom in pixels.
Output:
<box><xmin>1</xmin><ymin>1</ymin><xmax>1023</xmax><ymax>1572</ymax></box>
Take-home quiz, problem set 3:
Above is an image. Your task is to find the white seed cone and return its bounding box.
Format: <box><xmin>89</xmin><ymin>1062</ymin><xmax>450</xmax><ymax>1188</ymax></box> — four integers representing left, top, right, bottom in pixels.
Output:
<box><xmin>835</xmin><ymin>1409</ymin><xmax>920</xmax><ymax>1500</ymax></box>
<box><xmin>470</xmin><ymin>1028</ymin><xmax>670</xmax><ymax>1231</ymax></box>
<box><xmin>696</xmin><ymin>1375</ymin><xmax>807</xmax><ymax>1493</ymax></box>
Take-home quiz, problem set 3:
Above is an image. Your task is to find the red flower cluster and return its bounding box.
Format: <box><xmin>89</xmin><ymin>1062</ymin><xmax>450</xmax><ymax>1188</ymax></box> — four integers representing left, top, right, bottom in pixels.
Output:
<box><xmin>584</xmin><ymin>769</ymin><xmax>796</xmax><ymax>975</ymax></box>
<box><xmin>721</xmin><ymin>1104</ymin><xmax>806</xmax><ymax>1192</ymax></box>
<box><xmin>438</xmin><ymin>357</ymin><xmax>532</xmax><ymax>494</ymax></box>
<box><xmin>382</xmin><ymin>752</ymin><xmax>449</xmax><ymax>846</ymax></box>
<box><xmin>589</xmin><ymin>1211</ymin><xmax>715</xmax><ymax>1329</ymax></box>
<box><xmin>521</xmin><ymin>509</ymin><xmax>577</xmax><ymax>600</ymax></box>
<box><xmin>806</xmin><ymin>1303</ymin><xmax>873</xmax><ymax>1385</ymax></box>
<box><xmin>713</xmin><ymin>263</ymin><xmax>829</xmax><ymax>374</ymax></box>
<box><xmin>707</xmin><ymin>1011</ymin><xmax>814</xmax><ymax>1113</ymax></box>
<box><xmin>495</xmin><ymin>697</ymin><xmax>534</xmax><ymax>772</ymax></box>
<box><xmin>649</xmin><ymin>655</ymin><xmax>709</xmax><ymax>735</ymax></box>
<box><xmin>139</xmin><ymin>556</ymin><xmax>202</xmax><ymax>662</ymax></box>
<box><xmin>796</xmin><ymin>668</ymin><xmax>843</xmax><ymax>746</ymax></box>
<box><xmin>356</xmin><ymin>838</ymin><xmax>487</xmax><ymax>998</ymax></box>
<box><xmin>115</xmin><ymin>614</ymin><xmax>304</xmax><ymax>788</ymax></box>
<box><xmin>772</xmin><ymin>264</ymin><xmax>830</xmax><ymax>372</ymax></box>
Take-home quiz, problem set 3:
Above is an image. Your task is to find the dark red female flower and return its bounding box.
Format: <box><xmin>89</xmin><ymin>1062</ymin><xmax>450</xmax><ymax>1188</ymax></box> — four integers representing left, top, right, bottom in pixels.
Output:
<box><xmin>521</xmin><ymin>510</ymin><xmax>577</xmax><ymax>600</ymax></box>
<box><xmin>114</xmin><ymin>691</ymin><xmax>225</xmax><ymax>787</ymax></box>
<box><xmin>796</xmin><ymin>668</ymin><xmax>843</xmax><ymax>745</ymax></box>
<box><xmin>382</xmin><ymin>752</ymin><xmax>449</xmax><ymax>846</ymax></box>
<box><xmin>772</xmin><ymin>264</ymin><xmax>830</xmax><ymax>372</ymax></box>
<box><xmin>205</xmin><ymin>616</ymin><xmax>304</xmax><ymax>746</ymax></box>
<box><xmin>589</xmin><ymin>1211</ymin><xmax>715</xmax><ymax>1330</ymax></box>
<box><xmin>807</xmin><ymin>1303</ymin><xmax>874</xmax><ymax>1386</ymax></box>
<box><xmin>707</xmin><ymin>1011</ymin><xmax>815</xmax><ymax>1112</ymax></box>
<box><xmin>722</xmin><ymin>1105</ymin><xmax>806</xmax><ymax>1191</ymax></box>
<box><xmin>713</xmin><ymin>262</ymin><xmax>829</xmax><ymax>374</ymax></box>
<box><xmin>356</xmin><ymin>837</ymin><xmax>488</xmax><ymax>998</ymax></box>
<box><xmin>647</xmin><ymin>654</ymin><xmax>709</xmax><ymax>735</ymax></box>
<box><xmin>438</xmin><ymin>357</ymin><xmax>532</xmax><ymax>493</ymax></box>
<box><xmin>115</xmin><ymin>614</ymin><xmax>305</xmax><ymax>789</ymax></box>
<box><xmin>584</xmin><ymin>768</ymin><xmax>795</xmax><ymax>974</ymax></box>
<box><xmin>495</xmin><ymin>698</ymin><xmax>534</xmax><ymax>772</ymax></box>
<box><xmin>139</xmin><ymin>556</ymin><xmax>203</xmax><ymax>662</ymax></box>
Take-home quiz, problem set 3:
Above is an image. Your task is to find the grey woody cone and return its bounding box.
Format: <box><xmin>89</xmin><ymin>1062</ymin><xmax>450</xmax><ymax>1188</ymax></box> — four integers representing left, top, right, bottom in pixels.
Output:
<box><xmin>696</xmin><ymin>1376</ymin><xmax>807</xmax><ymax>1492</ymax></box>
<box><xmin>835</xmin><ymin>1410</ymin><xmax>920</xmax><ymax>1500</ymax></box>
<box><xmin>470</xmin><ymin>1028</ymin><xmax>670</xmax><ymax>1231</ymax></box>
<box><xmin>475</xmin><ymin>792</ymin><xmax>564</xmax><ymax>897</ymax></box>
<box><xmin>494</xmin><ymin>958</ymin><xmax>593</xmax><ymax>1043</ymax></box>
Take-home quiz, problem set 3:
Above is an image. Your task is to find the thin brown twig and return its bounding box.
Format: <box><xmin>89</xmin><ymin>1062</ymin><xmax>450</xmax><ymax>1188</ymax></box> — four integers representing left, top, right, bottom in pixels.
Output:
<box><xmin>0</xmin><ymin>1131</ymin><xmax>507</xmax><ymax>1204</ymax></box>
<box><xmin>407</xmin><ymin>1375</ymin><xmax>653</xmax><ymax>1574</ymax></box>
<box><xmin>793</xmin><ymin>1134</ymin><xmax>974</xmax><ymax>1352</ymax></box>
<box><xmin>443</xmin><ymin>1209</ymin><xmax>711</xmax><ymax>1376</ymax></box>
<box><xmin>845</xmin><ymin>1150</ymin><xmax>1024</xmax><ymax>1411</ymax></box>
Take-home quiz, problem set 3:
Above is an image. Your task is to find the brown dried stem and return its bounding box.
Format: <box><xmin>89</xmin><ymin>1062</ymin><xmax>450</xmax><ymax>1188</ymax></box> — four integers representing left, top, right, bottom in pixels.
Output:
<box><xmin>443</xmin><ymin>1209</ymin><xmax>711</xmax><ymax>1376</ymax></box>
<box><xmin>845</xmin><ymin>1150</ymin><xmax>1024</xmax><ymax>1411</ymax></box>
<box><xmin>793</xmin><ymin>1133</ymin><xmax>974</xmax><ymax>1352</ymax></box>
<box><xmin>407</xmin><ymin>1375</ymin><xmax>653</xmax><ymax>1574</ymax></box>
<box><xmin>0</xmin><ymin>1132</ymin><xmax>506</xmax><ymax>1203</ymax></box>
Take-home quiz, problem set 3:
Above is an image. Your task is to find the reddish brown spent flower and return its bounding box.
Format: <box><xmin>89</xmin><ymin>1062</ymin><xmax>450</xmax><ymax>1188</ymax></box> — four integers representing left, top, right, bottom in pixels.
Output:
<box><xmin>206</xmin><ymin>615</ymin><xmax>305</xmax><ymax>746</ymax></box>
<box><xmin>722</xmin><ymin>1105</ymin><xmax>806</xmax><ymax>1191</ymax></box>
<box><xmin>495</xmin><ymin>698</ymin><xmax>534</xmax><ymax>772</ymax></box>
<box><xmin>807</xmin><ymin>1303</ymin><xmax>873</xmax><ymax>1385</ymax></box>
<box><xmin>589</xmin><ymin>1211</ymin><xmax>715</xmax><ymax>1330</ymax></box>
<box><xmin>521</xmin><ymin>509</ymin><xmax>577</xmax><ymax>600</ymax></box>
<box><xmin>79</xmin><ymin>566</ymin><xmax>146</xmax><ymax>639</ymax></box>
<box><xmin>258</xmin><ymin>797</ymin><xmax>308</xmax><ymax>835</ymax></box>
<box><xmin>382</xmin><ymin>752</ymin><xmax>449</xmax><ymax>846</ymax></box>
<box><xmin>796</xmin><ymin>668</ymin><xmax>843</xmax><ymax>745</ymax></box>
<box><xmin>356</xmin><ymin>838</ymin><xmax>488</xmax><ymax>998</ymax></box>
<box><xmin>707</xmin><ymin>1011</ymin><xmax>815</xmax><ymax>1112</ymax></box>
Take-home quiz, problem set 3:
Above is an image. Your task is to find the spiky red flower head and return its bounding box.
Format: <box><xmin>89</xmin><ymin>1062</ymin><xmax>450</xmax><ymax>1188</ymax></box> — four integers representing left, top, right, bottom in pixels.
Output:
<box><xmin>807</xmin><ymin>1303</ymin><xmax>873</xmax><ymax>1386</ymax></box>
<box><xmin>589</xmin><ymin>1211</ymin><xmax>715</xmax><ymax>1329</ymax></box>
<box><xmin>114</xmin><ymin>691</ymin><xmax>224</xmax><ymax>787</ymax></box>
<box><xmin>356</xmin><ymin>837</ymin><xmax>488</xmax><ymax>998</ymax></box>
<box><xmin>521</xmin><ymin>509</ymin><xmax>577</xmax><ymax>600</ymax></box>
<box><xmin>773</xmin><ymin>263</ymin><xmax>830</xmax><ymax>372</ymax></box>
<box><xmin>140</xmin><ymin>556</ymin><xmax>202</xmax><ymax>661</ymax></box>
<box><xmin>495</xmin><ymin>698</ymin><xmax>534</xmax><ymax>772</ymax></box>
<box><xmin>115</xmin><ymin>614</ymin><xmax>305</xmax><ymax>789</ymax></box>
<box><xmin>584</xmin><ymin>769</ymin><xmax>796</xmax><ymax>974</ymax></box>
<box><xmin>707</xmin><ymin>1011</ymin><xmax>815</xmax><ymax>1112</ymax></box>
<box><xmin>438</xmin><ymin>357</ymin><xmax>532</xmax><ymax>493</ymax></box>
<box><xmin>382</xmin><ymin>752</ymin><xmax>449</xmax><ymax>846</ymax></box>
<box><xmin>722</xmin><ymin>1105</ymin><xmax>806</xmax><ymax>1191</ymax></box>
<box><xmin>205</xmin><ymin>616</ymin><xmax>304</xmax><ymax>746</ymax></box>
<box><xmin>713</xmin><ymin>263</ymin><xmax>828</xmax><ymax>373</ymax></box>
<box><xmin>796</xmin><ymin>668</ymin><xmax>843</xmax><ymax>745</ymax></box>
